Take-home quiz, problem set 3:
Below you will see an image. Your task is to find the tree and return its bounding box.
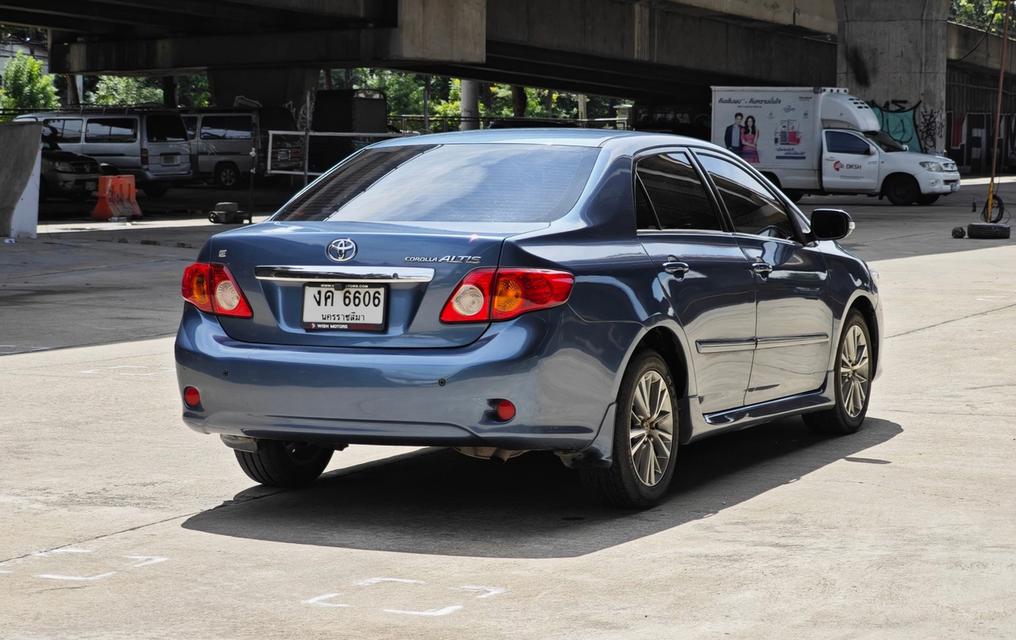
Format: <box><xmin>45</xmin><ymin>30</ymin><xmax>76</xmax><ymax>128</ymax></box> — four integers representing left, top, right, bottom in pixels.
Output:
<box><xmin>0</xmin><ymin>52</ymin><xmax>59</xmax><ymax>115</ymax></box>
<box><xmin>951</xmin><ymin>0</ymin><xmax>1008</xmax><ymax>30</ymax></box>
<box><xmin>89</xmin><ymin>75</ymin><xmax>163</xmax><ymax>106</ymax></box>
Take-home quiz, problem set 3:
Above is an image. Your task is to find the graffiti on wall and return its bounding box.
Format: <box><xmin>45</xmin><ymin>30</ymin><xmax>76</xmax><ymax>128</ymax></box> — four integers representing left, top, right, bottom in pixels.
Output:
<box><xmin>868</xmin><ymin>100</ymin><xmax>944</xmax><ymax>153</ymax></box>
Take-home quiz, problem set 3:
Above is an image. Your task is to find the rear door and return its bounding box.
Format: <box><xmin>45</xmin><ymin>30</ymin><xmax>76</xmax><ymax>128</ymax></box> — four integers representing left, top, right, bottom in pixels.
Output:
<box><xmin>696</xmin><ymin>152</ymin><xmax>832</xmax><ymax>405</ymax></box>
<box><xmin>822</xmin><ymin>130</ymin><xmax>879</xmax><ymax>192</ymax></box>
<box><xmin>634</xmin><ymin>149</ymin><xmax>757</xmax><ymax>415</ymax></box>
<box><xmin>143</xmin><ymin>114</ymin><xmax>191</xmax><ymax>177</ymax></box>
<box><xmin>199</xmin><ymin>114</ymin><xmax>255</xmax><ymax>174</ymax></box>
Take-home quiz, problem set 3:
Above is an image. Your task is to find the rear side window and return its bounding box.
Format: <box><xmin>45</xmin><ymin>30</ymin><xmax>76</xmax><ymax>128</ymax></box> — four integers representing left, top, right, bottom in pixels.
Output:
<box><xmin>826</xmin><ymin>131</ymin><xmax>871</xmax><ymax>155</ymax></box>
<box><xmin>44</xmin><ymin>119</ymin><xmax>83</xmax><ymax>143</ymax></box>
<box><xmin>85</xmin><ymin>118</ymin><xmax>137</xmax><ymax>143</ymax></box>
<box><xmin>275</xmin><ymin>143</ymin><xmax>600</xmax><ymax>223</ymax></box>
<box><xmin>201</xmin><ymin>115</ymin><xmax>254</xmax><ymax>141</ymax></box>
<box><xmin>146</xmin><ymin>115</ymin><xmax>188</xmax><ymax>142</ymax></box>
<box><xmin>697</xmin><ymin>154</ymin><xmax>796</xmax><ymax>239</ymax></box>
<box><xmin>635</xmin><ymin>152</ymin><xmax>720</xmax><ymax>231</ymax></box>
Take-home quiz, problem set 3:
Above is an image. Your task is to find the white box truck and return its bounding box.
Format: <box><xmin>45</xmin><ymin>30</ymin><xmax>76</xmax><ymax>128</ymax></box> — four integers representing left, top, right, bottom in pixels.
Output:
<box><xmin>711</xmin><ymin>87</ymin><xmax>960</xmax><ymax>205</ymax></box>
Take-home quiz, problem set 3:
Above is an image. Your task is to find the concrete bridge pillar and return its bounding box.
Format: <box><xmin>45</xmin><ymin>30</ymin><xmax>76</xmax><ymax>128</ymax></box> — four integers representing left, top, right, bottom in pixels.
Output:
<box><xmin>835</xmin><ymin>0</ymin><xmax>949</xmax><ymax>153</ymax></box>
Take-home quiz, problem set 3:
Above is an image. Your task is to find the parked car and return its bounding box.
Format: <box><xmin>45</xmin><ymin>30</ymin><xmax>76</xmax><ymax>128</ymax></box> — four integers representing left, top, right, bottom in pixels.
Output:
<box><xmin>181</xmin><ymin>107</ymin><xmax>301</xmax><ymax>187</ymax></box>
<box><xmin>16</xmin><ymin>109</ymin><xmax>192</xmax><ymax>198</ymax></box>
<box><xmin>175</xmin><ymin>129</ymin><xmax>883</xmax><ymax>508</ymax></box>
<box><xmin>39</xmin><ymin>124</ymin><xmax>100</xmax><ymax>201</ymax></box>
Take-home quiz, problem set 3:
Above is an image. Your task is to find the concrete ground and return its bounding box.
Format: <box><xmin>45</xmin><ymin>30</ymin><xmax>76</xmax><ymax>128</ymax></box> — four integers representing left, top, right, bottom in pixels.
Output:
<box><xmin>1</xmin><ymin>181</ymin><xmax>1015</xmax><ymax>638</ymax></box>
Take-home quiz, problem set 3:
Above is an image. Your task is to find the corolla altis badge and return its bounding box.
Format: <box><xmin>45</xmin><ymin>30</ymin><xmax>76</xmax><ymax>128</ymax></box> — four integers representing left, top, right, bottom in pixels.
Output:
<box><xmin>404</xmin><ymin>255</ymin><xmax>482</xmax><ymax>264</ymax></box>
<box><xmin>326</xmin><ymin>238</ymin><xmax>357</xmax><ymax>263</ymax></box>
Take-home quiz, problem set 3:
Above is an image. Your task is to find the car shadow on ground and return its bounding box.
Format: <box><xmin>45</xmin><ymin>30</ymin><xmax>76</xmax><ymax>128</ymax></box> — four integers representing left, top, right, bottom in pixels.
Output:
<box><xmin>182</xmin><ymin>417</ymin><xmax>901</xmax><ymax>559</ymax></box>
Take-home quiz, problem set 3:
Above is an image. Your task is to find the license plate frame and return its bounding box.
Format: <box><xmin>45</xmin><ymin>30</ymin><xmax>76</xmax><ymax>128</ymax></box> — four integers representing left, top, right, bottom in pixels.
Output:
<box><xmin>302</xmin><ymin>283</ymin><xmax>388</xmax><ymax>332</ymax></box>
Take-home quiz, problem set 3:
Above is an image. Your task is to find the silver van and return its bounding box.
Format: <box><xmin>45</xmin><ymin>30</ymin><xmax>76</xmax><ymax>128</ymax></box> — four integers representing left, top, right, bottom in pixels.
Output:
<box><xmin>16</xmin><ymin>109</ymin><xmax>192</xmax><ymax>198</ymax></box>
<box><xmin>182</xmin><ymin>108</ymin><xmax>301</xmax><ymax>188</ymax></box>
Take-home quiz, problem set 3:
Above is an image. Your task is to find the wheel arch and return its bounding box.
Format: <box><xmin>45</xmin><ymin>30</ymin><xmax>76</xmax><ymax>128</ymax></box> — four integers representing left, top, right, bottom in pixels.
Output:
<box><xmin>835</xmin><ymin>291</ymin><xmax>880</xmax><ymax>375</ymax></box>
<box><xmin>621</xmin><ymin>321</ymin><xmax>696</xmax><ymax>444</ymax></box>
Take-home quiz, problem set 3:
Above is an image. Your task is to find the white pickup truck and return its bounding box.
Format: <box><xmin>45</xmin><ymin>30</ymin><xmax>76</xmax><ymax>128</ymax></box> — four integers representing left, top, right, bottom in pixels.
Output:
<box><xmin>711</xmin><ymin>87</ymin><xmax>960</xmax><ymax>205</ymax></box>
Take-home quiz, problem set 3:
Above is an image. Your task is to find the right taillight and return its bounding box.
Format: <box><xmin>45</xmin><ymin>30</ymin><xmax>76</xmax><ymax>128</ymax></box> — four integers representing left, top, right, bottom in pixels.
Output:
<box><xmin>182</xmin><ymin>262</ymin><xmax>253</xmax><ymax>318</ymax></box>
<box><xmin>440</xmin><ymin>268</ymin><xmax>574</xmax><ymax>324</ymax></box>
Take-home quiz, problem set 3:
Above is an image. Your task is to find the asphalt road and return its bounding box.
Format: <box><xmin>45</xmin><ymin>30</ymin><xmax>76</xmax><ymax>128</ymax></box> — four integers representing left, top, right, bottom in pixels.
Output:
<box><xmin>1</xmin><ymin>182</ymin><xmax>1015</xmax><ymax>638</ymax></box>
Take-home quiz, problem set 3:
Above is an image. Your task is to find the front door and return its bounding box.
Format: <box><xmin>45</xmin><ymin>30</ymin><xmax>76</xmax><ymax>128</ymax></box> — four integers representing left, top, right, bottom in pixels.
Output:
<box><xmin>634</xmin><ymin>150</ymin><xmax>757</xmax><ymax>415</ymax></box>
<box><xmin>821</xmin><ymin>130</ymin><xmax>880</xmax><ymax>193</ymax></box>
<box><xmin>696</xmin><ymin>152</ymin><xmax>833</xmax><ymax>405</ymax></box>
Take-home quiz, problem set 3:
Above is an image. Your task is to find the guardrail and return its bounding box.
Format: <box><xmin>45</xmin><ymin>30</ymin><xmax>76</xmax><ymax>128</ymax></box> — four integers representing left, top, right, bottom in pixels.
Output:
<box><xmin>266</xmin><ymin>130</ymin><xmax>409</xmax><ymax>182</ymax></box>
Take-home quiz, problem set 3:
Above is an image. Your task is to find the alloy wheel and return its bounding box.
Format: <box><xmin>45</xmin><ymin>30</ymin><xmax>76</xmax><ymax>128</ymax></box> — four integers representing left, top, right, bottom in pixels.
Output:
<box><xmin>628</xmin><ymin>370</ymin><xmax>674</xmax><ymax>487</ymax></box>
<box><xmin>839</xmin><ymin>325</ymin><xmax>870</xmax><ymax>418</ymax></box>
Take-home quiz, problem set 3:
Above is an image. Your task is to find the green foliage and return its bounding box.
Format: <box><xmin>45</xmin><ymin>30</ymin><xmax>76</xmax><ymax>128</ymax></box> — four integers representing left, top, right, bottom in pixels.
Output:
<box><xmin>0</xmin><ymin>52</ymin><xmax>59</xmax><ymax>114</ymax></box>
<box><xmin>326</xmin><ymin>68</ymin><xmax>621</xmax><ymax>129</ymax></box>
<box><xmin>951</xmin><ymin>0</ymin><xmax>1009</xmax><ymax>30</ymax></box>
<box><xmin>177</xmin><ymin>74</ymin><xmax>211</xmax><ymax>108</ymax></box>
<box><xmin>89</xmin><ymin>75</ymin><xmax>163</xmax><ymax>106</ymax></box>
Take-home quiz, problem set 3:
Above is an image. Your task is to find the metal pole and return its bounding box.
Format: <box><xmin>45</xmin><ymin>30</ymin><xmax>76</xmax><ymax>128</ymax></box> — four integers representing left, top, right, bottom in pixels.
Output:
<box><xmin>302</xmin><ymin>89</ymin><xmax>312</xmax><ymax>187</ymax></box>
<box><xmin>422</xmin><ymin>75</ymin><xmax>431</xmax><ymax>133</ymax></box>
<box><xmin>987</xmin><ymin>1</ymin><xmax>1012</xmax><ymax>221</ymax></box>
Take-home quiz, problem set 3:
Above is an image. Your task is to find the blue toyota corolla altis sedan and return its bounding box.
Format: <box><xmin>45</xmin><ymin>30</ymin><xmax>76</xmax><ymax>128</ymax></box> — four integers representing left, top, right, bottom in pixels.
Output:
<box><xmin>176</xmin><ymin>129</ymin><xmax>882</xmax><ymax>508</ymax></box>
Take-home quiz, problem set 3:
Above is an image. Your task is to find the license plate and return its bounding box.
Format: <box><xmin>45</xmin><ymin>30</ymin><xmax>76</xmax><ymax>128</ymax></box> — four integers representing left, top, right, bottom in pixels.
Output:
<box><xmin>302</xmin><ymin>284</ymin><xmax>387</xmax><ymax>331</ymax></box>
<box><xmin>161</xmin><ymin>155</ymin><xmax>180</xmax><ymax>165</ymax></box>
<box><xmin>85</xmin><ymin>181</ymin><xmax>97</xmax><ymax>192</ymax></box>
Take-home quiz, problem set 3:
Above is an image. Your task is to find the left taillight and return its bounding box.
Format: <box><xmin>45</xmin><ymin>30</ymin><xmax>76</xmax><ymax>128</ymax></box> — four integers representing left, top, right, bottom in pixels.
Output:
<box><xmin>182</xmin><ymin>262</ymin><xmax>253</xmax><ymax>318</ymax></box>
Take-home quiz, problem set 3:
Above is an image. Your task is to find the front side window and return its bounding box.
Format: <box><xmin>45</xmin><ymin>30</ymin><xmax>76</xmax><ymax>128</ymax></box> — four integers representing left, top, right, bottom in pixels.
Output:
<box><xmin>85</xmin><ymin>118</ymin><xmax>138</xmax><ymax>143</ymax></box>
<box><xmin>697</xmin><ymin>154</ymin><xmax>796</xmax><ymax>239</ymax></box>
<box><xmin>635</xmin><ymin>152</ymin><xmax>721</xmax><ymax>231</ymax></box>
<box><xmin>200</xmin><ymin>115</ymin><xmax>254</xmax><ymax>141</ymax></box>
<box><xmin>44</xmin><ymin>119</ymin><xmax>83</xmax><ymax>143</ymax></box>
<box><xmin>275</xmin><ymin>143</ymin><xmax>600</xmax><ymax>224</ymax></box>
<box><xmin>826</xmin><ymin>131</ymin><xmax>872</xmax><ymax>155</ymax></box>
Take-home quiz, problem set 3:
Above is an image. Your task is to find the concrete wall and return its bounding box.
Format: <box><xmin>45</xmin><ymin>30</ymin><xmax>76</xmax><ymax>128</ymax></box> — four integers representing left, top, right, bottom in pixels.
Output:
<box><xmin>0</xmin><ymin>122</ymin><xmax>41</xmax><ymax>240</ymax></box>
<box><xmin>835</xmin><ymin>0</ymin><xmax>949</xmax><ymax>152</ymax></box>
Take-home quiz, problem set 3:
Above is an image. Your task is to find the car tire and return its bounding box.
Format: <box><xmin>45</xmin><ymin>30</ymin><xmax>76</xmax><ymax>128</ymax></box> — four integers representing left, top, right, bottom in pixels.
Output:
<box><xmin>234</xmin><ymin>440</ymin><xmax>333</xmax><ymax>488</ymax></box>
<box><xmin>804</xmin><ymin>310</ymin><xmax>873</xmax><ymax>436</ymax></box>
<box><xmin>885</xmin><ymin>175</ymin><xmax>919</xmax><ymax>206</ymax></box>
<box><xmin>580</xmin><ymin>350</ymin><xmax>679</xmax><ymax>509</ymax></box>
<box><xmin>142</xmin><ymin>183</ymin><xmax>170</xmax><ymax>198</ymax></box>
<box><xmin>215</xmin><ymin>162</ymin><xmax>242</xmax><ymax>189</ymax></box>
<box><xmin>916</xmin><ymin>194</ymin><xmax>940</xmax><ymax>206</ymax></box>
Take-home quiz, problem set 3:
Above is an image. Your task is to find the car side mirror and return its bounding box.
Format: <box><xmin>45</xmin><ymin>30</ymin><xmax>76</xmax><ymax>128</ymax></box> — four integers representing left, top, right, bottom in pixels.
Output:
<box><xmin>867</xmin><ymin>145</ymin><xmax>876</xmax><ymax>155</ymax></box>
<box><xmin>811</xmin><ymin>208</ymin><xmax>854</xmax><ymax>241</ymax></box>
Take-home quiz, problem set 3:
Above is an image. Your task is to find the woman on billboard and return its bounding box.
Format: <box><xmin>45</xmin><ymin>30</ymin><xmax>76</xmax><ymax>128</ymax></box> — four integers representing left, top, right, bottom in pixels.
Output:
<box><xmin>740</xmin><ymin>116</ymin><xmax>760</xmax><ymax>164</ymax></box>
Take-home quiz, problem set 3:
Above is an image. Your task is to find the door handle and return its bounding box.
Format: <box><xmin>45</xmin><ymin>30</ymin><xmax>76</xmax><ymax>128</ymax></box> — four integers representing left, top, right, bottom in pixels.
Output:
<box><xmin>663</xmin><ymin>261</ymin><xmax>690</xmax><ymax>275</ymax></box>
<box><xmin>751</xmin><ymin>262</ymin><xmax>774</xmax><ymax>276</ymax></box>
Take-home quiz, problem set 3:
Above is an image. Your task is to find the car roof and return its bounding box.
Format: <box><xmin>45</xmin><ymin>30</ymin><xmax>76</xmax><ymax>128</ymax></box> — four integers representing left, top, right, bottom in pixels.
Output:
<box><xmin>371</xmin><ymin>128</ymin><xmax>700</xmax><ymax>148</ymax></box>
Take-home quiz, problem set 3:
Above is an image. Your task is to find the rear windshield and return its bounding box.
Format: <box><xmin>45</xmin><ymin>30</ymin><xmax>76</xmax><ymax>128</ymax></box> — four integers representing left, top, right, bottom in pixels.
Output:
<box><xmin>146</xmin><ymin>115</ymin><xmax>188</xmax><ymax>143</ymax></box>
<box><xmin>274</xmin><ymin>143</ymin><xmax>600</xmax><ymax>223</ymax></box>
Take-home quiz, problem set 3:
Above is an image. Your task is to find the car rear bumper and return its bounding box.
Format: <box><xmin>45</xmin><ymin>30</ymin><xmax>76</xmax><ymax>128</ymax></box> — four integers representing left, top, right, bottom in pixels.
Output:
<box><xmin>175</xmin><ymin>305</ymin><xmax>620</xmax><ymax>452</ymax></box>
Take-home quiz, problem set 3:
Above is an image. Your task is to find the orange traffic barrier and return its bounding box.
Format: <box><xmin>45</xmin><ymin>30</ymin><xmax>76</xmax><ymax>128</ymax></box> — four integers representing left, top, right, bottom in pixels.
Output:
<box><xmin>92</xmin><ymin>175</ymin><xmax>143</xmax><ymax>221</ymax></box>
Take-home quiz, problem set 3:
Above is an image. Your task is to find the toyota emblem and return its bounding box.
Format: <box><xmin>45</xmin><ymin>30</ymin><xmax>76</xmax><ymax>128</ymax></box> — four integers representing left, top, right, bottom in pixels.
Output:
<box><xmin>326</xmin><ymin>238</ymin><xmax>357</xmax><ymax>263</ymax></box>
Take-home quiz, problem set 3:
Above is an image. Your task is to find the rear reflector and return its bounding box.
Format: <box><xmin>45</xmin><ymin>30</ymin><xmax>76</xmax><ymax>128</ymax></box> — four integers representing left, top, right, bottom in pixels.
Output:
<box><xmin>493</xmin><ymin>399</ymin><xmax>516</xmax><ymax>422</ymax></box>
<box><xmin>441</xmin><ymin>268</ymin><xmax>574</xmax><ymax>324</ymax></box>
<box><xmin>182</xmin><ymin>262</ymin><xmax>253</xmax><ymax>318</ymax></box>
<box><xmin>183</xmin><ymin>386</ymin><xmax>201</xmax><ymax>409</ymax></box>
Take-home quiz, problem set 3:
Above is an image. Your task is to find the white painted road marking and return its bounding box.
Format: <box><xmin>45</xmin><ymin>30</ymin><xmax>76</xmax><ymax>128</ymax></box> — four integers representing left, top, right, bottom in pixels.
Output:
<box><xmin>125</xmin><ymin>555</ymin><xmax>169</xmax><ymax>568</ymax></box>
<box><xmin>459</xmin><ymin>585</ymin><xmax>507</xmax><ymax>599</ymax></box>
<box><xmin>355</xmin><ymin>577</ymin><xmax>425</xmax><ymax>587</ymax></box>
<box><xmin>303</xmin><ymin>593</ymin><xmax>352</xmax><ymax>608</ymax></box>
<box><xmin>383</xmin><ymin>605</ymin><xmax>464</xmax><ymax>617</ymax></box>
<box><xmin>34</xmin><ymin>572</ymin><xmax>117</xmax><ymax>582</ymax></box>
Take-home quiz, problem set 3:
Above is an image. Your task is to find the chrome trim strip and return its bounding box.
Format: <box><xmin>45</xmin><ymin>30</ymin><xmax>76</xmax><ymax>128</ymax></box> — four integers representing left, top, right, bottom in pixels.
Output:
<box><xmin>696</xmin><ymin>339</ymin><xmax>756</xmax><ymax>354</ymax></box>
<box><xmin>755</xmin><ymin>334</ymin><xmax>829</xmax><ymax>349</ymax></box>
<box><xmin>254</xmin><ymin>265</ymin><xmax>435</xmax><ymax>283</ymax></box>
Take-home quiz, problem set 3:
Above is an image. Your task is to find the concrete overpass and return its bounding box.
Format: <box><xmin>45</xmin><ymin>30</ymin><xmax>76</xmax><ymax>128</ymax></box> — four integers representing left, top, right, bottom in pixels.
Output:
<box><xmin>2</xmin><ymin>0</ymin><xmax>1015</xmax><ymax>156</ymax></box>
